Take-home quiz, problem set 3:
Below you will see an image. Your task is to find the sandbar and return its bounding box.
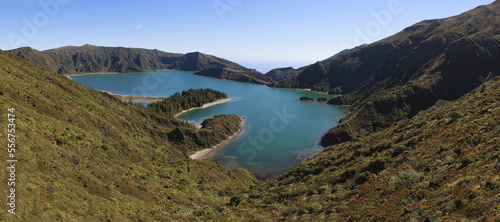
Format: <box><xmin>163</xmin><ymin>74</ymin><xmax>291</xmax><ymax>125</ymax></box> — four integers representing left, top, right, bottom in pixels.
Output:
<box><xmin>174</xmin><ymin>98</ymin><xmax>232</xmax><ymax>118</ymax></box>
<box><xmin>190</xmin><ymin>117</ymin><xmax>245</xmax><ymax>160</ymax></box>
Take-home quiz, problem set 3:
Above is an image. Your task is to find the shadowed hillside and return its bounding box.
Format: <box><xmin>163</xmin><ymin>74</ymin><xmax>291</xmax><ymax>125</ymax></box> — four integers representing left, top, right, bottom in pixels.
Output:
<box><xmin>273</xmin><ymin>1</ymin><xmax>500</xmax><ymax>145</ymax></box>
<box><xmin>265</xmin><ymin>67</ymin><xmax>302</xmax><ymax>82</ymax></box>
<box><xmin>8</xmin><ymin>44</ymin><xmax>181</xmax><ymax>74</ymax></box>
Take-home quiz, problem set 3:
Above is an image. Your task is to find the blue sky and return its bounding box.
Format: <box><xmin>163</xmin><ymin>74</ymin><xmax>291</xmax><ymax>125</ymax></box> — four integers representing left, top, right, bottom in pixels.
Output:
<box><xmin>0</xmin><ymin>0</ymin><xmax>494</xmax><ymax>71</ymax></box>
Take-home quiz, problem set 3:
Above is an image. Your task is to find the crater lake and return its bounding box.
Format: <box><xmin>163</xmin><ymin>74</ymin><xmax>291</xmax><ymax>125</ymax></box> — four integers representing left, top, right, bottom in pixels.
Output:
<box><xmin>71</xmin><ymin>70</ymin><xmax>346</xmax><ymax>181</ymax></box>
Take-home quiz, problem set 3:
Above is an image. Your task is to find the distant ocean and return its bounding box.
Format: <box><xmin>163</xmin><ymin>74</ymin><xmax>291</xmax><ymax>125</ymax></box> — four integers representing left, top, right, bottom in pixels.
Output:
<box><xmin>237</xmin><ymin>61</ymin><xmax>313</xmax><ymax>74</ymax></box>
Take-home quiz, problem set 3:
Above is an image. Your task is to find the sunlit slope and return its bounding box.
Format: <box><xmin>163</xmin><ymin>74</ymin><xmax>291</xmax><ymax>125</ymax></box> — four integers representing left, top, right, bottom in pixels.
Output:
<box><xmin>0</xmin><ymin>50</ymin><xmax>267</xmax><ymax>221</ymax></box>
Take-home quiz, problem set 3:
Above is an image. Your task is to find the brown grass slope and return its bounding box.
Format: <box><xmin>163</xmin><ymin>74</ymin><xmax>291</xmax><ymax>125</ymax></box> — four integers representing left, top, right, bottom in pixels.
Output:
<box><xmin>0</xmin><ymin>50</ymin><xmax>278</xmax><ymax>221</ymax></box>
<box><xmin>266</xmin><ymin>77</ymin><xmax>500</xmax><ymax>221</ymax></box>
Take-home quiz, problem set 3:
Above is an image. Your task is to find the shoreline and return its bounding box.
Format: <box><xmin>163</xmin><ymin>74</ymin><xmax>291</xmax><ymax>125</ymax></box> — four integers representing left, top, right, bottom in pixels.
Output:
<box><xmin>174</xmin><ymin>98</ymin><xmax>232</xmax><ymax>118</ymax></box>
<box><xmin>65</xmin><ymin>69</ymin><xmax>181</xmax><ymax>78</ymax></box>
<box><xmin>190</xmin><ymin>117</ymin><xmax>245</xmax><ymax>160</ymax></box>
<box><xmin>65</xmin><ymin>72</ymin><xmax>120</xmax><ymax>77</ymax></box>
<box><xmin>98</xmin><ymin>90</ymin><xmax>164</xmax><ymax>102</ymax></box>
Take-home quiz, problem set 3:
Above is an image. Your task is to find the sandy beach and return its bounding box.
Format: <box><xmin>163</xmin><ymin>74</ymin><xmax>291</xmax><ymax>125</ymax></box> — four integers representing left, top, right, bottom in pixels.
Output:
<box><xmin>96</xmin><ymin>90</ymin><xmax>164</xmax><ymax>102</ymax></box>
<box><xmin>190</xmin><ymin>117</ymin><xmax>245</xmax><ymax>160</ymax></box>
<box><xmin>174</xmin><ymin>98</ymin><xmax>232</xmax><ymax>118</ymax></box>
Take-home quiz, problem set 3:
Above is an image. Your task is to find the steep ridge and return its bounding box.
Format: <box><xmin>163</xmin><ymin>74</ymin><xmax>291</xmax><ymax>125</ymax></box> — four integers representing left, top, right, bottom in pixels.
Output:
<box><xmin>169</xmin><ymin>51</ymin><xmax>246</xmax><ymax>71</ymax></box>
<box><xmin>173</xmin><ymin>52</ymin><xmax>274</xmax><ymax>84</ymax></box>
<box><xmin>7</xmin><ymin>45</ymin><xmax>273</xmax><ymax>84</ymax></box>
<box><xmin>5</xmin><ymin>47</ymin><xmax>59</xmax><ymax>72</ymax></box>
<box><xmin>195</xmin><ymin>67</ymin><xmax>275</xmax><ymax>84</ymax></box>
<box><xmin>274</xmin><ymin>1</ymin><xmax>500</xmax><ymax>145</ymax></box>
<box><xmin>9</xmin><ymin>44</ymin><xmax>182</xmax><ymax>74</ymax></box>
<box><xmin>265</xmin><ymin>45</ymin><xmax>368</xmax><ymax>83</ymax></box>
<box><xmin>265</xmin><ymin>67</ymin><xmax>303</xmax><ymax>82</ymax></box>
<box><xmin>274</xmin><ymin>42</ymin><xmax>389</xmax><ymax>93</ymax></box>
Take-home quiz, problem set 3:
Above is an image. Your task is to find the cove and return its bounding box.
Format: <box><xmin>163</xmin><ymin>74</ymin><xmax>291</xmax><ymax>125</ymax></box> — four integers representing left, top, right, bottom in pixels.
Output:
<box><xmin>71</xmin><ymin>70</ymin><xmax>346</xmax><ymax>181</ymax></box>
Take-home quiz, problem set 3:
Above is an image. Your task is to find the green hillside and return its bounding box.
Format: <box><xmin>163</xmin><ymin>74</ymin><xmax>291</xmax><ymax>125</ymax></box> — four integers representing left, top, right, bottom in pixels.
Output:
<box><xmin>2</xmin><ymin>48</ymin><xmax>498</xmax><ymax>221</ymax></box>
<box><xmin>2</xmin><ymin>1</ymin><xmax>500</xmax><ymax>221</ymax></box>
<box><xmin>0</xmin><ymin>50</ymin><xmax>267</xmax><ymax>221</ymax></box>
<box><xmin>272</xmin><ymin>1</ymin><xmax>500</xmax><ymax>146</ymax></box>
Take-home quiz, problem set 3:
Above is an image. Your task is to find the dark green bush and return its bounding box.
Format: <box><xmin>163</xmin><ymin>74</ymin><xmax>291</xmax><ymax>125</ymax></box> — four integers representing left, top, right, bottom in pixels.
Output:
<box><xmin>228</xmin><ymin>196</ymin><xmax>242</xmax><ymax>206</ymax></box>
<box><xmin>459</xmin><ymin>157</ymin><xmax>472</xmax><ymax>169</ymax></box>
<box><xmin>447</xmin><ymin>112</ymin><xmax>461</xmax><ymax>124</ymax></box>
<box><xmin>365</xmin><ymin>158</ymin><xmax>386</xmax><ymax>174</ymax></box>
<box><xmin>354</xmin><ymin>173</ymin><xmax>369</xmax><ymax>185</ymax></box>
<box><xmin>391</xmin><ymin>145</ymin><xmax>407</xmax><ymax>157</ymax></box>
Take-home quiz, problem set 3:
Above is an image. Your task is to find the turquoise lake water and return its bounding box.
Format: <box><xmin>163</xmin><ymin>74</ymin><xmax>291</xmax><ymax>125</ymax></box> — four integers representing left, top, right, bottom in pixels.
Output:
<box><xmin>71</xmin><ymin>71</ymin><xmax>345</xmax><ymax>181</ymax></box>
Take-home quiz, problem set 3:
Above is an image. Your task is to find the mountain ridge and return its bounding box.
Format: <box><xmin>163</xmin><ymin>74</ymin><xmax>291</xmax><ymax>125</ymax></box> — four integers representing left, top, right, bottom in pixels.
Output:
<box><xmin>268</xmin><ymin>1</ymin><xmax>500</xmax><ymax>146</ymax></box>
<box><xmin>1</xmin><ymin>45</ymin><xmax>499</xmax><ymax>220</ymax></box>
<box><xmin>195</xmin><ymin>67</ymin><xmax>275</xmax><ymax>84</ymax></box>
<box><xmin>264</xmin><ymin>67</ymin><xmax>302</xmax><ymax>82</ymax></box>
<box><xmin>2</xmin><ymin>1</ymin><xmax>500</xmax><ymax>220</ymax></box>
<box><xmin>7</xmin><ymin>45</ymin><xmax>273</xmax><ymax>84</ymax></box>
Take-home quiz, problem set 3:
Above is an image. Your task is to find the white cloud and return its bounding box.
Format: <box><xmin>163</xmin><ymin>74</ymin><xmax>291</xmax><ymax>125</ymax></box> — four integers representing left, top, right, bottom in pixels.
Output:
<box><xmin>135</xmin><ymin>23</ymin><xmax>142</xmax><ymax>29</ymax></box>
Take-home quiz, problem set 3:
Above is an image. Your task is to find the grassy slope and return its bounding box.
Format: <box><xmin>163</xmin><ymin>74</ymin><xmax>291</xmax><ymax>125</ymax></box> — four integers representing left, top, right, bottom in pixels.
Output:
<box><xmin>0</xmin><ymin>44</ymin><xmax>498</xmax><ymax>221</ymax></box>
<box><xmin>2</xmin><ymin>3</ymin><xmax>500</xmax><ymax>221</ymax></box>
<box><xmin>0</xmin><ymin>50</ymin><xmax>271</xmax><ymax>221</ymax></box>
<box><xmin>265</xmin><ymin>78</ymin><xmax>500</xmax><ymax>221</ymax></box>
<box><xmin>167</xmin><ymin>114</ymin><xmax>243</xmax><ymax>151</ymax></box>
<box><xmin>318</xmin><ymin>1</ymin><xmax>500</xmax><ymax>145</ymax></box>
